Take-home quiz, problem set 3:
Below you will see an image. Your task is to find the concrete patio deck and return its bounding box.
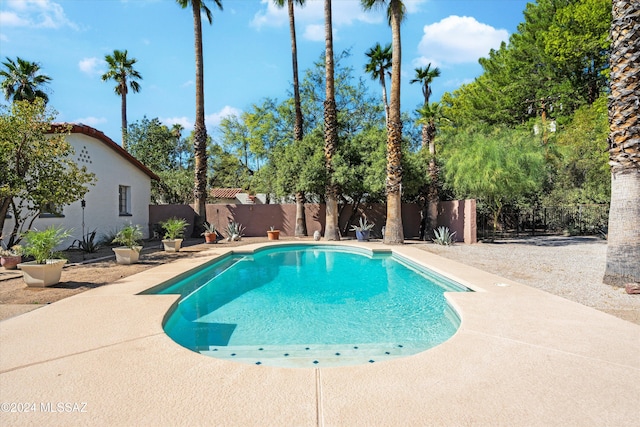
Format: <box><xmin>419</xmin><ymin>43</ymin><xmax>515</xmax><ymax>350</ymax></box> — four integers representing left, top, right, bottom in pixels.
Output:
<box><xmin>1</xmin><ymin>242</ymin><xmax>638</xmax><ymax>426</ymax></box>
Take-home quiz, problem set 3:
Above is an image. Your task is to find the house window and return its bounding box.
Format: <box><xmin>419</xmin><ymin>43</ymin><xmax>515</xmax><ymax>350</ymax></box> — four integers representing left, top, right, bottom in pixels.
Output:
<box><xmin>39</xmin><ymin>202</ymin><xmax>64</xmax><ymax>218</ymax></box>
<box><xmin>119</xmin><ymin>185</ymin><xmax>131</xmax><ymax>216</ymax></box>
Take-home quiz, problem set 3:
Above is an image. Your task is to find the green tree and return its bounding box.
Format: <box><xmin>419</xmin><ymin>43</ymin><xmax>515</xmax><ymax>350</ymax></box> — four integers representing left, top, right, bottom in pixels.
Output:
<box><xmin>274</xmin><ymin>0</ymin><xmax>308</xmax><ymax>235</ymax></box>
<box><xmin>362</xmin><ymin>0</ymin><xmax>405</xmax><ymax>244</ymax></box>
<box><xmin>604</xmin><ymin>0</ymin><xmax>640</xmax><ymax>286</ymax></box>
<box><xmin>101</xmin><ymin>49</ymin><xmax>142</xmax><ymax>151</ymax></box>
<box><xmin>364</xmin><ymin>42</ymin><xmax>392</xmax><ymax>125</ymax></box>
<box><xmin>0</xmin><ymin>57</ymin><xmax>51</xmax><ymax>104</ymax></box>
<box><xmin>323</xmin><ymin>0</ymin><xmax>340</xmax><ymax>240</ymax></box>
<box><xmin>0</xmin><ymin>99</ymin><xmax>96</xmax><ymax>247</ymax></box>
<box><xmin>443</xmin><ymin>127</ymin><xmax>545</xmax><ymax>235</ymax></box>
<box><xmin>127</xmin><ymin>117</ymin><xmax>195</xmax><ymax>204</ymax></box>
<box><xmin>177</xmin><ymin>0</ymin><xmax>223</xmax><ymax>233</ymax></box>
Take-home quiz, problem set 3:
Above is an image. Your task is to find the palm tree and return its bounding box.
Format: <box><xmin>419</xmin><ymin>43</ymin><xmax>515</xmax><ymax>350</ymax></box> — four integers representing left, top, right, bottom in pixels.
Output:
<box><xmin>603</xmin><ymin>0</ymin><xmax>640</xmax><ymax>286</ymax></box>
<box><xmin>361</xmin><ymin>0</ymin><xmax>405</xmax><ymax>244</ymax></box>
<box><xmin>177</xmin><ymin>0</ymin><xmax>223</xmax><ymax>231</ymax></box>
<box><xmin>275</xmin><ymin>0</ymin><xmax>308</xmax><ymax>237</ymax></box>
<box><xmin>415</xmin><ymin>102</ymin><xmax>442</xmax><ymax>239</ymax></box>
<box><xmin>365</xmin><ymin>43</ymin><xmax>392</xmax><ymax>125</ymax></box>
<box><xmin>101</xmin><ymin>50</ymin><xmax>142</xmax><ymax>151</ymax></box>
<box><xmin>0</xmin><ymin>57</ymin><xmax>51</xmax><ymax>103</ymax></box>
<box><xmin>323</xmin><ymin>0</ymin><xmax>340</xmax><ymax>240</ymax></box>
<box><xmin>411</xmin><ymin>64</ymin><xmax>441</xmax><ymax>239</ymax></box>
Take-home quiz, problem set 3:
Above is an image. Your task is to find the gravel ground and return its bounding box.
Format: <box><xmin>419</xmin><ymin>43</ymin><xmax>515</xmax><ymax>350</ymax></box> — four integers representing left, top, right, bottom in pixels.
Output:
<box><xmin>420</xmin><ymin>235</ymin><xmax>640</xmax><ymax>325</ymax></box>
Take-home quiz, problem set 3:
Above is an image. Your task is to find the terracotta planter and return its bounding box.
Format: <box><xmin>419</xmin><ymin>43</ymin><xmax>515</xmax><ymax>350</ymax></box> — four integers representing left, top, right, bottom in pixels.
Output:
<box><xmin>162</xmin><ymin>239</ymin><xmax>183</xmax><ymax>252</ymax></box>
<box><xmin>18</xmin><ymin>259</ymin><xmax>66</xmax><ymax>287</ymax></box>
<box><xmin>1</xmin><ymin>255</ymin><xmax>22</xmax><ymax>270</ymax></box>
<box><xmin>267</xmin><ymin>230</ymin><xmax>280</xmax><ymax>241</ymax></box>
<box><xmin>113</xmin><ymin>246</ymin><xmax>142</xmax><ymax>264</ymax></box>
<box><xmin>204</xmin><ymin>233</ymin><xmax>217</xmax><ymax>244</ymax></box>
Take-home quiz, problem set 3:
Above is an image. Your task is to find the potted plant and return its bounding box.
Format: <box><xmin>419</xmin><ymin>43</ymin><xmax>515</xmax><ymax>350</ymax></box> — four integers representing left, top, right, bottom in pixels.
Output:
<box><xmin>18</xmin><ymin>225</ymin><xmax>71</xmax><ymax>287</ymax></box>
<box><xmin>112</xmin><ymin>224</ymin><xmax>144</xmax><ymax>264</ymax></box>
<box><xmin>161</xmin><ymin>217</ymin><xmax>189</xmax><ymax>252</ymax></box>
<box><xmin>225</xmin><ymin>221</ymin><xmax>245</xmax><ymax>242</ymax></box>
<box><xmin>267</xmin><ymin>226</ymin><xmax>280</xmax><ymax>241</ymax></box>
<box><xmin>1</xmin><ymin>244</ymin><xmax>23</xmax><ymax>270</ymax></box>
<box><xmin>350</xmin><ymin>217</ymin><xmax>374</xmax><ymax>241</ymax></box>
<box><xmin>202</xmin><ymin>222</ymin><xmax>218</xmax><ymax>244</ymax></box>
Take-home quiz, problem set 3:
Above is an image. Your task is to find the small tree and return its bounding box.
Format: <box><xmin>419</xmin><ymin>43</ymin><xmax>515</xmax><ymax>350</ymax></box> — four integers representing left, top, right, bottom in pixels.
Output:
<box><xmin>443</xmin><ymin>127</ymin><xmax>545</xmax><ymax>235</ymax></box>
<box><xmin>0</xmin><ymin>99</ymin><xmax>96</xmax><ymax>247</ymax></box>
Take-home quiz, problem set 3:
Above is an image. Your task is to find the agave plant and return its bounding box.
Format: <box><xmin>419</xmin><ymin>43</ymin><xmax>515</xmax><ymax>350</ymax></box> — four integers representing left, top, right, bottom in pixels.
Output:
<box><xmin>432</xmin><ymin>226</ymin><xmax>456</xmax><ymax>246</ymax></box>
<box><xmin>225</xmin><ymin>221</ymin><xmax>246</xmax><ymax>242</ymax></box>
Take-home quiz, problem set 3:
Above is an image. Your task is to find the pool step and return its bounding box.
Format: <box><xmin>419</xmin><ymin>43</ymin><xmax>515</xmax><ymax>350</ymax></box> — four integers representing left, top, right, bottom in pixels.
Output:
<box><xmin>199</xmin><ymin>342</ymin><xmax>426</xmax><ymax>368</ymax></box>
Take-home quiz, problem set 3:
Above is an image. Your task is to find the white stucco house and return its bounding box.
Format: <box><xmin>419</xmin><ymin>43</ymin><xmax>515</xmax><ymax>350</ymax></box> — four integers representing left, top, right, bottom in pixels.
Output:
<box><xmin>2</xmin><ymin>123</ymin><xmax>159</xmax><ymax>247</ymax></box>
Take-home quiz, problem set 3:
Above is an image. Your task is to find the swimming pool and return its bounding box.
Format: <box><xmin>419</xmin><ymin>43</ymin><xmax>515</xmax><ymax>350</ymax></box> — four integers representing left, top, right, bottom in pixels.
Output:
<box><xmin>145</xmin><ymin>244</ymin><xmax>471</xmax><ymax>367</ymax></box>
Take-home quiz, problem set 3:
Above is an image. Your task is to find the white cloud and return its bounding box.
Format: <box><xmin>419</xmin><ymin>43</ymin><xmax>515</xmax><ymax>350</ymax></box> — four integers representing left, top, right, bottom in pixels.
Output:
<box><xmin>416</xmin><ymin>16</ymin><xmax>508</xmax><ymax>66</ymax></box>
<box><xmin>0</xmin><ymin>33</ymin><xmax>8</xmax><ymax>42</ymax></box>
<box><xmin>74</xmin><ymin>116</ymin><xmax>107</xmax><ymax>127</ymax></box>
<box><xmin>161</xmin><ymin>116</ymin><xmax>193</xmax><ymax>130</ymax></box>
<box><xmin>206</xmin><ymin>106</ymin><xmax>242</xmax><ymax>128</ymax></box>
<box><xmin>303</xmin><ymin>24</ymin><xmax>324</xmax><ymax>42</ymax></box>
<box><xmin>250</xmin><ymin>0</ymin><xmax>427</xmax><ymax>32</ymax></box>
<box><xmin>78</xmin><ymin>57</ymin><xmax>104</xmax><ymax>76</ymax></box>
<box><xmin>181</xmin><ymin>80</ymin><xmax>194</xmax><ymax>88</ymax></box>
<box><xmin>0</xmin><ymin>0</ymin><xmax>78</xmax><ymax>30</ymax></box>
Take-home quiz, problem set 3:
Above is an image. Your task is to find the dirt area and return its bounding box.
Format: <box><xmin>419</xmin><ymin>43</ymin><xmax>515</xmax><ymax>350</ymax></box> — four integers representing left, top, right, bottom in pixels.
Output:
<box><xmin>0</xmin><ymin>237</ymin><xmax>274</xmax><ymax>313</ymax></box>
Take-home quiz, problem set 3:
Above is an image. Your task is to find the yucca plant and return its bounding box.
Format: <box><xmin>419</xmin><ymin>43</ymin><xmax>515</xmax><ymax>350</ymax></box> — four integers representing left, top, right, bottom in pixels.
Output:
<box><xmin>432</xmin><ymin>226</ymin><xmax>456</xmax><ymax>246</ymax></box>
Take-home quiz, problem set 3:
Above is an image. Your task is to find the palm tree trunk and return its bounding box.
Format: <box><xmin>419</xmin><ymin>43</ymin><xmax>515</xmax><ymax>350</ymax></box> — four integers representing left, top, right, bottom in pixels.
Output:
<box><xmin>192</xmin><ymin>0</ymin><xmax>208</xmax><ymax>230</ymax></box>
<box><xmin>323</xmin><ymin>0</ymin><xmax>340</xmax><ymax>241</ymax></box>
<box><xmin>603</xmin><ymin>0</ymin><xmax>640</xmax><ymax>286</ymax></box>
<box><xmin>289</xmin><ymin>0</ymin><xmax>307</xmax><ymax>237</ymax></box>
<box><xmin>384</xmin><ymin>0</ymin><xmax>404</xmax><ymax>244</ymax></box>
<box><xmin>120</xmin><ymin>84</ymin><xmax>127</xmax><ymax>151</ymax></box>
<box><xmin>380</xmin><ymin>70</ymin><xmax>389</xmax><ymax>126</ymax></box>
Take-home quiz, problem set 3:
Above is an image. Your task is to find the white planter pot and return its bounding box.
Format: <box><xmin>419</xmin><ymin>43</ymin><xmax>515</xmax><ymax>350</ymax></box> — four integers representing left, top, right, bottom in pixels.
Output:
<box><xmin>162</xmin><ymin>239</ymin><xmax>183</xmax><ymax>252</ymax></box>
<box><xmin>112</xmin><ymin>246</ymin><xmax>142</xmax><ymax>264</ymax></box>
<box><xmin>18</xmin><ymin>259</ymin><xmax>67</xmax><ymax>287</ymax></box>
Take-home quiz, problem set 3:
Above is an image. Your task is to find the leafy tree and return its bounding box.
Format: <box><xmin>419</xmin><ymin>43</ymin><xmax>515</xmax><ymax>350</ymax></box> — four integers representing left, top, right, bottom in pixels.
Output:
<box><xmin>0</xmin><ymin>57</ymin><xmax>51</xmax><ymax>104</ymax></box>
<box><xmin>544</xmin><ymin>96</ymin><xmax>609</xmax><ymax>205</ymax></box>
<box><xmin>364</xmin><ymin>42</ymin><xmax>392</xmax><ymax>124</ymax></box>
<box><xmin>177</xmin><ymin>0</ymin><xmax>223</xmax><ymax>232</ymax></box>
<box><xmin>209</xmin><ymin>144</ymin><xmax>253</xmax><ymax>190</ymax></box>
<box><xmin>101</xmin><ymin>49</ymin><xmax>142</xmax><ymax>151</ymax></box>
<box><xmin>442</xmin><ymin>127</ymin><xmax>545</xmax><ymax>235</ymax></box>
<box><xmin>274</xmin><ymin>0</ymin><xmax>308</xmax><ymax>235</ymax></box>
<box><xmin>361</xmin><ymin>0</ymin><xmax>406</xmax><ymax>244</ymax></box>
<box><xmin>0</xmin><ymin>99</ymin><xmax>96</xmax><ymax>247</ymax></box>
<box><xmin>604</xmin><ymin>0</ymin><xmax>640</xmax><ymax>286</ymax></box>
<box><xmin>127</xmin><ymin>117</ymin><xmax>195</xmax><ymax>204</ymax></box>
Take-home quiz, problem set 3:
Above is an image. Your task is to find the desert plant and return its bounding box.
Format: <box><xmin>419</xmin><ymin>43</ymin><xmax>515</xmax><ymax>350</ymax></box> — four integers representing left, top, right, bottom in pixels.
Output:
<box><xmin>432</xmin><ymin>226</ymin><xmax>456</xmax><ymax>246</ymax></box>
<box><xmin>0</xmin><ymin>244</ymin><xmax>23</xmax><ymax>257</ymax></box>
<box><xmin>225</xmin><ymin>221</ymin><xmax>245</xmax><ymax>242</ymax></box>
<box><xmin>160</xmin><ymin>217</ymin><xmax>189</xmax><ymax>240</ymax></box>
<box><xmin>77</xmin><ymin>229</ymin><xmax>101</xmax><ymax>253</ymax></box>
<box><xmin>21</xmin><ymin>225</ymin><xmax>71</xmax><ymax>264</ymax></box>
<box><xmin>201</xmin><ymin>222</ymin><xmax>217</xmax><ymax>236</ymax></box>
<box><xmin>350</xmin><ymin>217</ymin><xmax>374</xmax><ymax>232</ymax></box>
<box><xmin>112</xmin><ymin>224</ymin><xmax>143</xmax><ymax>249</ymax></box>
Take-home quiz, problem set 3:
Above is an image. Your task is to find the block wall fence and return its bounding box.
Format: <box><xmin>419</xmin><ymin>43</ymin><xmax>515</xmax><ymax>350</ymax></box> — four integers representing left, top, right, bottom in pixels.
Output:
<box><xmin>149</xmin><ymin>200</ymin><xmax>476</xmax><ymax>244</ymax></box>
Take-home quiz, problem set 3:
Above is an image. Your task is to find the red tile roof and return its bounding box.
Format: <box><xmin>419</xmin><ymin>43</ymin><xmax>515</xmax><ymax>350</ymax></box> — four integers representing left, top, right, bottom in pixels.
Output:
<box><xmin>210</xmin><ymin>188</ymin><xmax>243</xmax><ymax>199</ymax></box>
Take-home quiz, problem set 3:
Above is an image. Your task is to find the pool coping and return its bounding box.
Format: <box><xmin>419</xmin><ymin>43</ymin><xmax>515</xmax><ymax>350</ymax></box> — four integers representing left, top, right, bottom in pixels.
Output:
<box><xmin>1</xmin><ymin>241</ymin><xmax>638</xmax><ymax>426</ymax></box>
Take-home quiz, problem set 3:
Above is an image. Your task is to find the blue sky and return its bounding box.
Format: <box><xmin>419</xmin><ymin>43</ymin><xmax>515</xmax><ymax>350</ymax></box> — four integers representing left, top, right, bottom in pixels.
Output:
<box><xmin>0</xmin><ymin>0</ymin><xmax>531</xmax><ymax>144</ymax></box>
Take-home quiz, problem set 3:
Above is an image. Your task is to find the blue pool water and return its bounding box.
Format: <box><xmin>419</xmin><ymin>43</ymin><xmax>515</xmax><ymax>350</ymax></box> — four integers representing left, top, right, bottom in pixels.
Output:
<box><xmin>145</xmin><ymin>245</ymin><xmax>470</xmax><ymax>367</ymax></box>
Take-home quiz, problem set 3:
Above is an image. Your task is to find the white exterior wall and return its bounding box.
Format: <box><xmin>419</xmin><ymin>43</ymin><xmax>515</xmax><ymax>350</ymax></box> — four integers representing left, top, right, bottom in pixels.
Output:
<box><xmin>2</xmin><ymin>132</ymin><xmax>152</xmax><ymax>248</ymax></box>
